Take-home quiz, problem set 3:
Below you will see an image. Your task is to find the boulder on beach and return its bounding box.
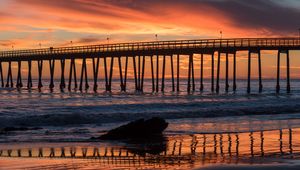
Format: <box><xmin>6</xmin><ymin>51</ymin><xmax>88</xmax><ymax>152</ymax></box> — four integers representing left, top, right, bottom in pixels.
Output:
<box><xmin>97</xmin><ymin>117</ymin><xmax>168</xmax><ymax>140</ymax></box>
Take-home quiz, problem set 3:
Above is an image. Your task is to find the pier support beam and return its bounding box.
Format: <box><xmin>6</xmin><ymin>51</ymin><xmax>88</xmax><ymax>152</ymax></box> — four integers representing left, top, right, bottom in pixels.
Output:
<box><xmin>225</xmin><ymin>53</ymin><xmax>229</xmax><ymax>92</ymax></box>
<box><xmin>49</xmin><ymin>59</ymin><xmax>55</xmax><ymax>90</ymax></box>
<box><xmin>68</xmin><ymin>58</ymin><xmax>77</xmax><ymax>91</ymax></box>
<box><xmin>287</xmin><ymin>50</ymin><xmax>291</xmax><ymax>93</ymax></box>
<box><xmin>124</xmin><ymin>56</ymin><xmax>128</xmax><ymax>92</ymax></box>
<box><xmin>118</xmin><ymin>56</ymin><xmax>128</xmax><ymax>92</ymax></box>
<box><xmin>186</xmin><ymin>53</ymin><xmax>195</xmax><ymax>92</ymax></box>
<box><xmin>171</xmin><ymin>55</ymin><xmax>175</xmax><ymax>92</ymax></box>
<box><xmin>79</xmin><ymin>58</ymin><xmax>89</xmax><ymax>91</ymax></box>
<box><xmin>276</xmin><ymin>51</ymin><xmax>281</xmax><ymax>93</ymax></box>
<box><xmin>60</xmin><ymin>59</ymin><xmax>66</xmax><ymax>90</ymax></box>
<box><xmin>276</xmin><ymin>50</ymin><xmax>291</xmax><ymax>93</ymax></box>
<box><xmin>38</xmin><ymin>60</ymin><xmax>43</xmax><ymax>89</ymax></box>
<box><xmin>233</xmin><ymin>52</ymin><xmax>237</xmax><ymax>92</ymax></box>
<box><xmin>6</xmin><ymin>61</ymin><xmax>13</xmax><ymax>88</ymax></box>
<box><xmin>141</xmin><ymin>56</ymin><xmax>145</xmax><ymax>92</ymax></box>
<box><xmin>92</xmin><ymin>57</ymin><xmax>100</xmax><ymax>92</ymax></box>
<box><xmin>211</xmin><ymin>53</ymin><xmax>215</xmax><ymax>92</ymax></box>
<box><xmin>138</xmin><ymin>56</ymin><xmax>141</xmax><ymax>92</ymax></box>
<box><xmin>104</xmin><ymin>57</ymin><xmax>109</xmax><ymax>92</ymax></box>
<box><xmin>156</xmin><ymin>55</ymin><xmax>159</xmax><ymax>93</ymax></box>
<box><xmin>118</xmin><ymin>56</ymin><xmax>124</xmax><ymax>92</ymax></box>
<box><xmin>27</xmin><ymin>60</ymin><xmax>32</xmax><ymax>89</ymax></box>
<box><xmin>108</xmin><ymin>57</ymin><xmax>114</xmax><ymax>92</ymax></box>
<box><xmin>0</xmin><ymin>62</ymin><xmax>4</xmax><ymax>87</ymax></box>
<box><xmin>161</xmin><ymin>55</ymin><xmax>166</xmax><ymax>92</ymax></box>
<box><xmin>216</xmin><ymin>52</ymin><xmax>221</xmax><ymax>93</ymax></box>
<box><xmin>177</xmin><ymin>54</ymin><xmax>180</xmax><ymax>92</ymax></box>
<box><xmin>16</xmin><ymin>61</ymin><xmax>23</xmax><ymax>89</ymax></box>
<box><xmin>192</xmin><ymin>54</ymin><xmax>195</xmax><ymax>92</ymax></box>
<box><xmin>200</xmin><ymin>53</ymin><xmax>204</xmax><ymax>92</ymax></box>
<box><xmin>132</xmin><ymin>56</ymin><xmax>138</xmax><ymax>92</ymax></box>
<box><xmin>247</xmin><ymin>51</ymin><xmax>251</xmax><ymax>94</ymax></box>
<box><xmin>258</xmin><ymin>51</ymin><xmax>263</xmax><ymax>93</ymax></box>
<box><xmin>151</xmin><ymin>55</ymin><xmax>155</xmax><ymax>92</ymax></box>
<box><xmin>187</xmin><ymin>54</ymin><xmax>193</xmax><ymax>93</ymax></box>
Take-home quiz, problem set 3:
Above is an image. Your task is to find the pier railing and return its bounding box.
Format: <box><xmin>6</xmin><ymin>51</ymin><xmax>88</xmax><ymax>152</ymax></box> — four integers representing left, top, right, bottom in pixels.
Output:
<box><xmin>0</xmin><ymin>37</ymin><xmax>300</xmax><ymax>58</ymax></box>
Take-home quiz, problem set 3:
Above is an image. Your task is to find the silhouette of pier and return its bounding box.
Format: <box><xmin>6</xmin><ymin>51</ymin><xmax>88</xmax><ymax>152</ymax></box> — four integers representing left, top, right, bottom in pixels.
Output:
<box><xmin>0</xmin><ymin>37</ymin><xmax>299</xmax><ymax>93</ymax></box>
<box><xmin>0</xmin><ymin>128</ymin><xmax>299</xmax><ymax>167</ymax></box>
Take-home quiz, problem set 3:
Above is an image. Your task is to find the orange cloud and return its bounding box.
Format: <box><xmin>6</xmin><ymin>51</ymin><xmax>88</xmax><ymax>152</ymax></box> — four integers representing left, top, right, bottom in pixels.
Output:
<box><xmin>2</xmin><ymin>0</ymin><xmax>291</xmax><ymax>50</ymax></box>
<box><xmin>0</xmin><ymin>0</ymin><xmax>299</xmax><ymax>79</ymax></box>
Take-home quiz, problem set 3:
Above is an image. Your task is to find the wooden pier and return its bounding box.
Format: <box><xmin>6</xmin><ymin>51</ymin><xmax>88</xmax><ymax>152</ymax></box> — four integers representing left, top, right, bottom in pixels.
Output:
<box><xmin>0</xmin><ymin>37</ymin><xmax>299</xmax><ymax>93</ymax></box>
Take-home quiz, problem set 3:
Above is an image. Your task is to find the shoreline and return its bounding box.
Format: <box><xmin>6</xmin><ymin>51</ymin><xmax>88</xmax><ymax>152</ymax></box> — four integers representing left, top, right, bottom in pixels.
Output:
<box><xmin>1</xmin><ymin>127</ymin><xmax>300</xmax><ymax>169</ymax></box>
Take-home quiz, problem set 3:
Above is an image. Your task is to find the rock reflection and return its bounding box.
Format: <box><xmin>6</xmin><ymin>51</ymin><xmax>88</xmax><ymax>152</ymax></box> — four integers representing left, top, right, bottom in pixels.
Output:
<box><xmin>123</xmin><ymin>135</ymin><xmax>167</xmax><ymax>156</ymax></box>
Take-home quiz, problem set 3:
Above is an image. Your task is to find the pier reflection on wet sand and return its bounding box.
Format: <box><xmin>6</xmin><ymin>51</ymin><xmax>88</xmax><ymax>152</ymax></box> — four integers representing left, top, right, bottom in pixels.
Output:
<box><xmin>0</xmin><ymin>128</ymin><xmax>299</xmax><ymax>169</ymax></box>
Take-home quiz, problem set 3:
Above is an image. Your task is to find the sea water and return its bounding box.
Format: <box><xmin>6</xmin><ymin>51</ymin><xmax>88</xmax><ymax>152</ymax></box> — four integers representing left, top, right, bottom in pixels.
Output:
<box><xmin>1</xmin><ymin>78</ymin><xmax>300</xmax><ymax>143</ymax></box>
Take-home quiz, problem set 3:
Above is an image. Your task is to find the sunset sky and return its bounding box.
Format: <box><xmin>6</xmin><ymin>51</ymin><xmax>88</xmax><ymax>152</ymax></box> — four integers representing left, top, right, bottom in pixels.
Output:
<box><xmin>0</xmin><ymin>0</ymin><xmax>300</xmax><ymax>79</ymax></box>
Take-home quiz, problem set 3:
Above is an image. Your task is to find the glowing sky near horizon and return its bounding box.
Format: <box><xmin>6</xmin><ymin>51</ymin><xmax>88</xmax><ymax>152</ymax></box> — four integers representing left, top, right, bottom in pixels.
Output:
<box><xmin>0</xmin><ymin>0</ymin><xmax>300</xmax><ymax>79</ymax></box>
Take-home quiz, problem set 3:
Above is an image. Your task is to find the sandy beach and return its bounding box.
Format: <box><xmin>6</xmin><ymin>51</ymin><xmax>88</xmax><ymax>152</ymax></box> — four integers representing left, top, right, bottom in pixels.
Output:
<box><xmin>1</xmin><ymin>126</ymin><xmax>300</xmax><ymax>169</ymax></box>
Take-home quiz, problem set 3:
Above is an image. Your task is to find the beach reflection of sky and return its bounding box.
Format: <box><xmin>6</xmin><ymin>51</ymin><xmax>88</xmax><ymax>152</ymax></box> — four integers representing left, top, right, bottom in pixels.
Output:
<box><xmin>1</xmin><ymin>127</ymin><xmax>300</xmax><ymax>169</ymax></box>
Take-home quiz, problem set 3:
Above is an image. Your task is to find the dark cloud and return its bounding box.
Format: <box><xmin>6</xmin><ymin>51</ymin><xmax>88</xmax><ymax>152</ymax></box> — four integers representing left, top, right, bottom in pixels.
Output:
<box><xmin>0</xmin><ymin>40</ymin><xmax>13</xmax><ymax>47</ymax></box>
<box><xmin>76</xmin><ymin>37</ymin><xmax>103</xmax><ymax>44</ymax></box>
<box><xmin>14</xmin><ymin>0</ymin><xmax>300</xmax><ymax>34</ymax></box>
<box><xmin>103</xmin><ymin>0</ymin><xmax>300</xmax><ymax>34</ymax></box>
<box><xmin>199</xmin><ymin>0</ymin><xmax>300</xmax><ymax>34</ymax></box>
<box><xmin>15</xmin><ymin>0</ymin><xmax>145</xmax><ymax>20</ymax></box>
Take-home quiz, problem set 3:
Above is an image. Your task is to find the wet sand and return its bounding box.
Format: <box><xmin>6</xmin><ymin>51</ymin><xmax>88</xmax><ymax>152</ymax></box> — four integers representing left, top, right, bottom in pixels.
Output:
<box><xmin>1</xmin><ymin>128</ymin><xmax>300</xmax><ymax>169</ymax></box>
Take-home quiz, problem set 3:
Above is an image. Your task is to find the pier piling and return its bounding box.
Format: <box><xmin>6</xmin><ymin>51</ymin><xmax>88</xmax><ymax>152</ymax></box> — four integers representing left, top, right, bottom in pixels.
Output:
<box><xmin>177</xmin><ymin>54</ymin><xmax>180</xmax><ymax>92</ymax></box>
<box><xmin>287</xmin><ymin>50</ymin><xmax>291</xmax><ymax>93</ymax></box>
<box><xmin>151</xmin><ymin>55</ymin><xmax>155</xmax><ymax>92</ymax></box>
<box><xmin>171</xmin><ymin>55</ymin><xmax>175</xmax><ymax>92</ymax></box>
<box><xmin>60</xmin><ymin>59</ymin><xmax>66</xmax><ymax>90</ymax></box>
<box><xmin>233</xmin><ymin>52</ymin><xmax>237</xmax><ymax>92</ymax></box>
<box><xmin>200</xmin><ymin>53</ymin><xmax>204</xmax><ymax>92</ymax></box>
<box><xmin>49</xmin><ymin>59</ymin><xmax>55</xmax><ymax>90</ymax></box>
<box><xmin>0</xmin><ymin>62</ymin><xmax>3</xmax><ymax>87</ymax></box>
<box><xmin>247</xmin><ymin>51</ymin><xmax>251</xmax><ymax>94</ymax></box>
<box><xmin>276</xmin><ymin>51</ymin><xmax>281</xmax><ymax>93</ymax></box>
<box><xmin>216</xmin><ymin>52</ymin><xmax>221</xmax><ymax>93</ymax></box>
<box><xmin>225</xmin><ymin>53</ymin><xmax>229</xmax><ymax>92</ymax></box>
<box><xmin>16</xmin><ymin>61</ymin><xmax>22</xmax><ymax>88</ymax></box>
<box><xmin>92</xmin><ymin>57</ymin><xmax>100</xmax><ymax>91</ymax></box>
<box><xmin>27</xmin><ymin>60</ymin><xmax>32</xmax><ymax>89</ymax></box>
<box><xmin>156</xmin><ymin>55</ymin><xmax>159</xmax><ymax>93</ymax></box>
<box><xmin>258</xmin><ymin>51</ymin><xmax>263</xmax><ymax>93</ymax></box>
<box><xmin>6</xmin><ymin>61</ymin><xmax>13</xmax><ymax>88</ymax></box>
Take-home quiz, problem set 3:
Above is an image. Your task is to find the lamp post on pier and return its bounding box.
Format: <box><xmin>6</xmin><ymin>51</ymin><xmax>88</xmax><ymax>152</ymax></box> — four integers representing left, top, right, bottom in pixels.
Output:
<box><xmin>107</xmin><ymin>35</ymin><xmax>110</xmax><ymax>44</ymax></box>
<box><xmin>220</xmin><ymin>31</ymin><xmax>223</xmax><ymax>40</ymax></box>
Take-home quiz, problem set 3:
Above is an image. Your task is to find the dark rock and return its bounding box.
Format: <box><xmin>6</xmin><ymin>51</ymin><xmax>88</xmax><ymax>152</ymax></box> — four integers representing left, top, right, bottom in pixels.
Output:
<box><xmin>97</xmin><ymin>117</ymin><xmax>168</xmax><ymax>140</ymax></box>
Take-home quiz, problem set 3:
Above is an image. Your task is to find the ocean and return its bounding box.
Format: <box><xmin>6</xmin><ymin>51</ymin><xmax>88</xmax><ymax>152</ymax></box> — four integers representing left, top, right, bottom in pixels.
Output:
<box><xmin>1</xmin><ymin>78</ymin><xmax>300</xmax><ymax>169</ymax></box>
